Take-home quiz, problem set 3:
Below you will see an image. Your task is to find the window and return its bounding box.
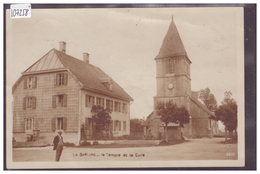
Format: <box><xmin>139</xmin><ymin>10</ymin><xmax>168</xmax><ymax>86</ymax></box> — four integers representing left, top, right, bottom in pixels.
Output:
<box><xmin>110</xmin><ymin>100</ymin><xmax>113</xmax><ymax>111</ymax></box>
<box><xmin>106</xmin><ymin>99</ymin><xmax>113</xmax><ymax>111</ymax></box>
<box><xmin>101</xmin><ymin>98</ymin><xmax>104</xmax><ymax>107</ymax></box>
<box><xmin>122</xmin><ymin>103</ymin><xmax>127</xmax><ymax>113</ymax></box>
<box><xmin>114</xmin><ymin>120</ymin><xmax>121</xmax><ymax>131</ymax></box>
<box><xmin>96</xmin><ymin>97</ymin><xmax>104</xmax><ymax>108</ymax></box>
<box><xmin>52</xmin><ymin>94</ymin><xmax>67</xmax><ymax>108</ymax></box>
<box><xmin>118</xmin><ymin>102</ymin><xmax>121</xmax><ymax>112</ymax></box>
<box><xmin>166</xmin><ymin>59</ymin><xmax>175</xmax><ymax>74</ymax></box>
<box><xmin>24</xmin><ymin>76</ymin><xmax>37</xmax><ymax>89</ymax></box>
<box><xmin>85</xmin><ymin>95</ymin><xmax>95</xmax><ymax>107</ymax></box>
<box><xmin>27</xmin><ymin>97</ymin><xmax>33</xmax><ymax>108</ymax></box>
<box><xmin>85</xmin><ymin>118</ymin><xmax>93</xmax><ymax>131</ymax></box>
<box><xmin>96</xmin><ymin>97</ymin><xmax>100</xmax><ymax>106</ymax></box>
<box><xmin>57</xmin><ymin>118</ymin><xmax>63</xmax><ymax>130</ymax></box>
<box><xmin>114</xmin><ymin>102</ymin><xmax>118</xmax><ymax>112</ymax></box>
<box><xmin>28</xmin><ymin>77</ymin><xmax>33</xmax><ymax>88</ymax></box>
<box><xmin>23</xmin><ymin>97</ymin><xmax>36</xmax><ymax>110</ymax></box>
<box><xmin>25</xmin><ymin>118</ymin><xmax>33</xmax><ymax>130</ymax></box>
<box><xmin>52</xmin><ymin>117</ymin><xmax>67</xmax><ymax>131</ymax></box>
<box><xmin>123</xmin><ymin>121</ymin><xmax>126</xmax><ymax>131</ymax></box>
<box><xmin>56</xmin><ymin>73</ymin><xmax>68</xmax><ymax>86</ymax></box>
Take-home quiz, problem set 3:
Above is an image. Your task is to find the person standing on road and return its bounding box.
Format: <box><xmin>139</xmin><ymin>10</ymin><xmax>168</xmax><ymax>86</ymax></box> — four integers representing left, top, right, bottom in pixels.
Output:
<box><xmin>53</xmin><ymin>130</ymin><xmax>64</xmax><ymax>162</ymax></box>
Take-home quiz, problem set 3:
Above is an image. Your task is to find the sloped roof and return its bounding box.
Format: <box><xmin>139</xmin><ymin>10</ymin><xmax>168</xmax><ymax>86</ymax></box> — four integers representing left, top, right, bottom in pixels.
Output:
<box><xmin>156</xmin><ymin>20</ymin><xmax>188</xmax><ymax>59</ymax></box>
<box><xmin>190</xmin><ymin>96</ymin><xmax>215</xmax><ymax>117</ymax></box>
<box><xmin>24</xmin><ymin>49</ymin><xmax>64</xmax><ymax>72</ymax></box>
<box><xmin>14</xmin><ymin>49</ymin><xmax>133</xmax><ymax>101</ymax></box>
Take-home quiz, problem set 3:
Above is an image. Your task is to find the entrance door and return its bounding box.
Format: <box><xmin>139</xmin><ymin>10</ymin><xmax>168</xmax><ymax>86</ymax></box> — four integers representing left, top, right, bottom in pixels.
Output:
<box><xmin>81</xmin><ymin>118</ymin><xmax>94</xmax><ymax>140</ymax></box>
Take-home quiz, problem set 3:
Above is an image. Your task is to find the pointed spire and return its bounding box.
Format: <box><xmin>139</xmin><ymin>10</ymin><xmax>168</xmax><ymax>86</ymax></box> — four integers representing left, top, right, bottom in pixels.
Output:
<box><xmin>155</xmin><ymin>17</ymin><xmax>187</xmax><ymax>59</ymax></box>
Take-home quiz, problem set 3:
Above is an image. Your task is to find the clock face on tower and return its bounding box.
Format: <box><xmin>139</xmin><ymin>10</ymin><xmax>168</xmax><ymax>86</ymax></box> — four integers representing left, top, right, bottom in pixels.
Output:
<box><xmin>168</xmin><ymin>83</ymin><xmax>173</xmax><ymax>90</ymax></box>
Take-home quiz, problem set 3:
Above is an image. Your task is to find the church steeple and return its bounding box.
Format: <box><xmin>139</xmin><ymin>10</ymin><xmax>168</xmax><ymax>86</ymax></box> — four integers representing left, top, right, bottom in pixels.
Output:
<box><xmin>154</xmin><ymin>18</ymin><xmax>192</xmax><ymax>98</ymax></box>
<box><xmin>155</xmin><ymin>18</ymin><xmax>188</xmax><ymax>59</ymax></box>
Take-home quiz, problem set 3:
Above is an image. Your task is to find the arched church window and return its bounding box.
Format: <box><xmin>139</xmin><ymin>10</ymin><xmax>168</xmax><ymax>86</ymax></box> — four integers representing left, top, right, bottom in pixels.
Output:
<box><xmin>166</xmin><ymin>59</ymin><xmax>175</xmax><ymax>74</ymax></box>
<box><xmin>170</xmin><ymin>59</ymin><xmax>175</xmax><ymax>73</ymax></box>
<box><xmin>166</xmin><ymin>59</ymin><xmax>170</xmax><ymax>73</ymax></box>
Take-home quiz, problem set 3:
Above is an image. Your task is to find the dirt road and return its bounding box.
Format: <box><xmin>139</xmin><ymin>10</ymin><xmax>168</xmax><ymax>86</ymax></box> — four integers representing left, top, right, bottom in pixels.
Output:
<box><xmin>13</xmin><ymin>138</ymin><xmax>237</xmax><ymax>162</ymax></box>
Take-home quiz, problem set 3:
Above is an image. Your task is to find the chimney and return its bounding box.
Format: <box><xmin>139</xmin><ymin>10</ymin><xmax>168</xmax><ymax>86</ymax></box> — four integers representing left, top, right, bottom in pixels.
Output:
<box><xmin>83</xmin><ymin>53</ymin><xmax>89</xmax><ymax>63</ymax></box>
<box><xmin>59</xmin><ymin>41</ymin><xmax>66</xmax><ymax>53</ymax></box>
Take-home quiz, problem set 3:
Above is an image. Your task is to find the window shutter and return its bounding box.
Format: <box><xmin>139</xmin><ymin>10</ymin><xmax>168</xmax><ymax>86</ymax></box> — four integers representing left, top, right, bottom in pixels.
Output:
<box><xmin>23</xmin><ymin>97</ymin><xmax>27</xmax><ymax>110</ymax></box>
<box><xmin>92</xmin><ymin>96</ymin><xmax>95</xmax><ymax>106</ymax></box>
<box><xmin>52</xmin><ymin>95</ymin><xmax>56</xmax><ymax>108</ymax></box>
<box><xmin>101</xmin><ymin>99</ymin><xmax>104</xmax><ymax>107</ymax></box>
<box><xmin>63</xmin><ymin>94</ymin><xmax>67</xmax><ymax>107</ymax></box>
<box><xmin>52</xmin><ymin>118</ymin><xmax>56</xmax><ymax>131</ymax></box>
<box><xmin>85</xmin><ymin>95</ymin><xmax>88</xmax><ymax>107</ymax></box>
<box><xmin>24</xmin><ymin>77</ymin><xmax>27</xmax><ymax>89</ymax></box>
<box><xmin>32</xmin><ymin>97</ymin><xmax>36</xmax><ymax>109</ymax></box>
<box><xmin>64</xmin><ymin>73</ymin><xmax>68</xmax><ymax>85</ymax></box>
<box><xmin>110</xmin><ymin>101</ymin><xmax>113</xmax><ymax>111</ymax></box>
<box><xmin>63</xmin><ymin>117</ymin><xmax>67</xmax><ymax>130</ymax></box>
<box><xmin>114</xmin><ymin>120</ymin><xmax>116</xmax><ymax>131</ymax></box>
<box><xmin>56</xmin><ymin>74</ymin><xmax>59</xmax><ymax>85</ymax></box>
<box><xmin>33</xmin><ymin>77</ymin><xmax>37</xmax><ymax>88</ymax></box>
<box><xmin>119</xmin><ymin>121</ymin><xmax>121</xmax><ymax>131</ymax></box>
<box><xmin>24</xmin><ymin>118</ymin><xmax>27</xmax><ymax>130</ymax></box>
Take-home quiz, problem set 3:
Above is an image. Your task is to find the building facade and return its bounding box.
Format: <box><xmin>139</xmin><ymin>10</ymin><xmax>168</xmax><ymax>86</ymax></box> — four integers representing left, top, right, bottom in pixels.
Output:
<box><xmin>144</xmin><ymin>18</ymin><xmax>219</xmax><ymax>139</ymax></box>
<box><xmin>12</xmin><ymin>42</ymin><xmax>133</xmax><ymax>145</ymax></box>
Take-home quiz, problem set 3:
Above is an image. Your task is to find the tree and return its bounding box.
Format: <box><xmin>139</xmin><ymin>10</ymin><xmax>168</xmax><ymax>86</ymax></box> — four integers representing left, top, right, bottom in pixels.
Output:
<box><xmin>191</xmin><ymin>91</ymin><xmax>199</xmax><ymax>99</ymax></box>
<box><xmin>198</xmin><ymin>87</ymin><xmax>218</xmax><ymax>112</ymax></box>
<box><xmin>91</xmin><ymin>105</ymin><xmax>112</xmax><ymax>138</ymax></box>
<box><xmin>156</xmin><ymin>100</ymin><xmax>190</xmax><ymax>142</ymax></box>
<box><xmin>215</xmin><ymin>91</ymin><xmax>237</xmax><ymax>140</ymax></box>
<box><xmin>130</xmin><ymin>118</ymin><xmax>144</xmax><ymax>134</ymax></box>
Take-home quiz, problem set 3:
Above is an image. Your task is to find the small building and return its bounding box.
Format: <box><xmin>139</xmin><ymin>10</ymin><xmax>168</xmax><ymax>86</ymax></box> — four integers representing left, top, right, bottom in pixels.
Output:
<box><xmin>12</xmin><ymin>42</ymin><xmax>133</xmax><ymax>145</ymax></box>
<box><xmin>144</xmin><ymin>18</ymin><xmax>219</xmax><ymax>139</ymax></box>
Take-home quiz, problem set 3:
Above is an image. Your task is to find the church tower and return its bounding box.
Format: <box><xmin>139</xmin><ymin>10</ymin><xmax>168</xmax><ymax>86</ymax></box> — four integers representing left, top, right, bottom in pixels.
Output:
<box><xmin>154</xmin><ymin>17</ymin><xmax>191</xmax><ymax>106</ymax></box>
<box><xmin>145</xmin><ymin>16</ymin><xmax>217</xmax><ymax>139</ymax></box>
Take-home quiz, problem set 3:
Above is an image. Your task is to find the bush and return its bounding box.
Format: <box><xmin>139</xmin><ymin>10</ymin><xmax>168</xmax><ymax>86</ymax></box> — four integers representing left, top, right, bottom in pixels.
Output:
<box><xmin>80</xmin><ymin>141</ymin><xmax>91</xmax><ymax>146</ymax></box>
<box><xmin>93</xmin><ymin>141</ymin><xmax>98</xmax><ymax>145</ymax></box>
<box><xmin>144</xmin><ymin>135</ymin><xmax>154</xmax><ymax>140</ymax></box>
<box><xmin>64</xmin><ymin>142</ymin><xmax>76</xmax><ymax>147</ymax></box>
<box><xmin>113</xmin><ymin>134</ymin><xmax>144</xmax><ymax>140</ymax></box>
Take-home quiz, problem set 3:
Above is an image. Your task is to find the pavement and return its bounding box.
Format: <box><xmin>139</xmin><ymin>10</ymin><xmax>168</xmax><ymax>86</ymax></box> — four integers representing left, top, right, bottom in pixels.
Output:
<box><xmin>12</xmin><ymin>137</ymin><xmax>238</xmax><ymax>162</ymax></box>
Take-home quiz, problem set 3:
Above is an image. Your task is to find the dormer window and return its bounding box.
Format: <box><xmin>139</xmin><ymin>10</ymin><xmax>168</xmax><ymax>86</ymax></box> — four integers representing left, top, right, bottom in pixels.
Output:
<box><xmin>100</xmin><ymin>77</ymin><xmax>113</xmax><ymax>90</ymax></box>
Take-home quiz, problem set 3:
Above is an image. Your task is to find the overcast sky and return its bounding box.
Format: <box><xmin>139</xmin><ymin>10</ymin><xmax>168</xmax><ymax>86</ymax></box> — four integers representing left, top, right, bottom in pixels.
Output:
<box><xmin>6</xmin><ymin>7</ymin><xmax>244</xmax><ymax>120</ymax></box>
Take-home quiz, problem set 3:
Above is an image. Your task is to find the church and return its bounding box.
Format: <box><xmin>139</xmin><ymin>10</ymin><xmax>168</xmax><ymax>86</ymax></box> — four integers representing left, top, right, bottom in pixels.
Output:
<box><xmin>144</xmin><ymin>17</ymin><xmax>219</xmax><ymax>139</ymax></box>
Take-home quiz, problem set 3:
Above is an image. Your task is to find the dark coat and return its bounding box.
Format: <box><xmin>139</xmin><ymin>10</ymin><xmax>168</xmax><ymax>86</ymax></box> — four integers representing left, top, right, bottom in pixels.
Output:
<box><xmin>53</xmin><ymin>135</ymin><xmax>60</xmax><ymax>150</ymax></box>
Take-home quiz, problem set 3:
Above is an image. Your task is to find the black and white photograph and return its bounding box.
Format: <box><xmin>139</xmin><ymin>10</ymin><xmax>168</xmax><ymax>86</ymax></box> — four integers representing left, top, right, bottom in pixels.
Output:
<box><xmin>5</xmin><ymin>4</ymin><xmax>250</xmax><ymax>169</ymax></box>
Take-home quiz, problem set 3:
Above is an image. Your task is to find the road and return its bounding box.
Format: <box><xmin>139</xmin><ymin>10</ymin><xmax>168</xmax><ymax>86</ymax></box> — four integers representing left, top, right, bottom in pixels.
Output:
<box><xmin>13</xmin><ymin>138</ymin><xmax>237</xmax><ymax>162</ymax></box>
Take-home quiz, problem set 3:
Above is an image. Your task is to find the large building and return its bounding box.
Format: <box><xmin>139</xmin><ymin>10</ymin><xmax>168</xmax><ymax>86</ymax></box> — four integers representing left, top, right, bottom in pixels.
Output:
<box><xmin>144</xmin><ymin>18</ymin><xmax>219</xmax><ymax>139</ymax></box>
<box><xmin>12</xmin><ymin>42</ymin><xmax>133</xmax><ymax>145</ymax></box>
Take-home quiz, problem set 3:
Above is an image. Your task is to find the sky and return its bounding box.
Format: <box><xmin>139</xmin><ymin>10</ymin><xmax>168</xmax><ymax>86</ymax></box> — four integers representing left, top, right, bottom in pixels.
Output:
<box><xmin>6</xmin><ymin>7</ymin><xmax>244</xmax><ymax>120</ymax></box>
